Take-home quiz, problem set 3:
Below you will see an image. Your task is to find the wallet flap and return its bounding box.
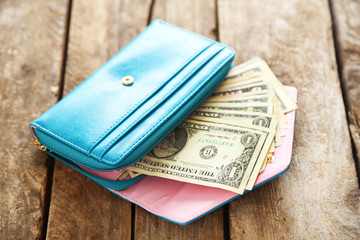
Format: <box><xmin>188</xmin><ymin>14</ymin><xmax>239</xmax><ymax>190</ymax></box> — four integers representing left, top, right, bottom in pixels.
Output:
<box><xmin>30</xmin><ymin>20</ymin><xmax>235</xmax><ymax>170</ymax></box>
<box><xmin>93</xmin><ymin>44</ymin><xmax>231</xmax><ymax>165</ymax></box>
<box><xmin>33</xmin><ymin>20</ymin><xmax>211</xmax><ymax>152</ymax></box>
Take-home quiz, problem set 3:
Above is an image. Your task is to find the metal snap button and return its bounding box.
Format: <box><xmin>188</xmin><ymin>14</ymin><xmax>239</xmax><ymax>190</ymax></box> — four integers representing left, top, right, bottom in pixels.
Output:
<box><xmin>122</xmin><ymin>76</ymin><xmax>134</xmax><ymax>85</ymax></box>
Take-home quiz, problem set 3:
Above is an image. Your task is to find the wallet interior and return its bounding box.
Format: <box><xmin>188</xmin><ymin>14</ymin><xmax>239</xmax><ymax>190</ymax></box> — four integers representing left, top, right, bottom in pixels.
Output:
<box><xmin>106</xmin><ymin>86</ymin><xmax>297</xmax><ymax>225</ymax></box>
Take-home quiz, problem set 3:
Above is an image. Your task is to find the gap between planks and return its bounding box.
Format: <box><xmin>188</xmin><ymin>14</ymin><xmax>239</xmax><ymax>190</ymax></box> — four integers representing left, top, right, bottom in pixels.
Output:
<box><xmin>41</xmin><ymin>0</ymin><xmax>73</xmax><ymax>239</ymax></box>
<box><xmin>328</xmin><ymin>0</ymin><xmax>360</xmax><ymax>188</ymax></box>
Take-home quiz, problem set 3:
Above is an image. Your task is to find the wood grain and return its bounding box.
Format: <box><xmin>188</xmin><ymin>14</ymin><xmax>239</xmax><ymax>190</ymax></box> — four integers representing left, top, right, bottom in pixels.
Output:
<box><xmin>0</xmin><ymin>0</ymin><xmax>67</xmax><ymax>239</ymax></box>
<box><xmin>135</xmin><ymin>207</ymin><xmax>224</xmax><ymax>240</ymax></box>
<box><xmin>218</xmin><ymin>0</ymin><xmax>360</xmax><ymax>239</ymax></box>
<box><xmin>2</xmin><ymin>0</ymin><xmax>357</xmax><ymax>238</ymax></box>
<box><xmin>0</xmin><ymin>0</ymin><xmax>69</xmax><ymax>239</ymax></box>
<box><xmin>132</xmin><ymin>1</ymin><xmax>225</xmax><ymax>239</ymax></box>
<box><xmin>331</xmin><ymin>0</ymin><xmax>360</xmax><ymax>173</ymax></box>
<box><xmin>45</xmin><ymin>0</ymin><xmax>152</xmax><ymax>239</ymax></box>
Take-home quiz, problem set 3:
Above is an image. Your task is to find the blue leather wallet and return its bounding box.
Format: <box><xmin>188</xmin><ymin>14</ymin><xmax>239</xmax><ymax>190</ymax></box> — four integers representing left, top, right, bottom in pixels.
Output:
<box><xmin>30</xmin><ymin>20</ymin><xmax>235</xmax><ymax>190</ymax></box>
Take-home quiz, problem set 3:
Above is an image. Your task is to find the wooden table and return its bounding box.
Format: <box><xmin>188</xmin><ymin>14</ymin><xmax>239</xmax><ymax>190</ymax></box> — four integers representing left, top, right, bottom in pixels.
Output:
<box><xmin>1</xmin><ymin>0</ymin><xmax>360</xmax><ymax>239</ymax></box>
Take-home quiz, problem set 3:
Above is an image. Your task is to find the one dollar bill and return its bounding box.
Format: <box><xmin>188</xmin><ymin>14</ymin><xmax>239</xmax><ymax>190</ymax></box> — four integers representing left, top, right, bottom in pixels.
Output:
<box><xmin>127</xmin><ymin>119</ymin><xmax>271</xmax><ymax>194</ymax></box>
<box><xmin>225</xmin><ymin>57</ymin><xmax>297</xmax><ymax>113</ymax></box>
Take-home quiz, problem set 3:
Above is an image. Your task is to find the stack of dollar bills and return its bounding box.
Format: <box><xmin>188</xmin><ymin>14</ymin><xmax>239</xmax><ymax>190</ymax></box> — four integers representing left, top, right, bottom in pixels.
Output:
<box><xmin>122</xmin><ymin>57</ymin><xmax>298</xmax><ymax>194</ymax></box>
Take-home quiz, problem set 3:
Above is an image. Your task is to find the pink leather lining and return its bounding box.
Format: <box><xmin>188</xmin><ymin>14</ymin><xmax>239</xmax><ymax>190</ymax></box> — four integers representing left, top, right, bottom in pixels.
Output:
<box><xmin>30</xmin><ymin>125</ymin><xmax>37</xmax><ymax>138</ymax></box>
<box><xmin>110</xmin><ymin>86</ymin><xmax>297</xmax><ymax>224</ymax></box>
<box><xmin>78</xmin><ymin>165</ymin><xmax>126</xmax><ymax>180</ymax></box>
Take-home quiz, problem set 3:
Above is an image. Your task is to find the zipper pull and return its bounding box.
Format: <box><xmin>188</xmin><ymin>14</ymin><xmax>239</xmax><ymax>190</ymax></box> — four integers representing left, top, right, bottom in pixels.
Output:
<box><xmin>32</xmin><ymin>138</ymin><xmax>47</xmax><ymax>152</ymax></box>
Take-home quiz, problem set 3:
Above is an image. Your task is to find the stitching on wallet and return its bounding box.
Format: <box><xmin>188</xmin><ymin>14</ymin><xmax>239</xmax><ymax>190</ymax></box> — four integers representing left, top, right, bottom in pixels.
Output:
<box><xmin>90</xmin><ymin>40</ymin><xmax>212</xmax><ymax>151</ymax></box>
<box><xmin>112</xmin><ymin>51</ymin><xmax>234</xmax><ymax>164</ymax></box>
<box><xmin>99</xmin><ymin>42</ymin><xmax>218</xmax><ymax>157</ymax></box>
<box><xmin>32</xmin><ymin>123</ymin><xmax>109</xmax><ymax>160</ymax></box>
<box><xmin>32</xmin><ymin>123</ymin><xmax>90</xmax><ymax>153</ymax></box>
<box><xmin>33</xmin><ymin>50</ymin><xmax>233</xmax><ymax>164</ymax></box>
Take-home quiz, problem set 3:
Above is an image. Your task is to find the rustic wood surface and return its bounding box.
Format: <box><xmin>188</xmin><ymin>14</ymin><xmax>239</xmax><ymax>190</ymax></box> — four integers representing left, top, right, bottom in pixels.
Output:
<box><xmin>0</xmin><ymin>0</ymin><xmax>359</xmax><ymax>239</ymax></box>
<box><xmin>45</xmin><ymin>0</ymin><xmax>151</xmax><ymax>239</ymax></box>
<box><xmin>0</xmin><ymin>0</ymin><xmax>69</xmax><ymax>239</ymax></box>
<box><xmin>219</xmin><ymin>0</ymin><xmax>360</xmax><ymax>239</ymax></box>
<box><xmin>331</xmin><ymin>0</ymin><xmax>360</xmax><ymax>173</ymax></box>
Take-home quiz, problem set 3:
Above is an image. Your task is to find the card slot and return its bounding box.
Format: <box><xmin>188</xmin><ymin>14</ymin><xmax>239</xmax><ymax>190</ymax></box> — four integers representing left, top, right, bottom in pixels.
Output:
<box><xmin>91</xmin><ymin>43</ymin><xmax>224</xmax><ymax>160</ymax></box>
<box><xmin>88</xmin><ymin>42</ymin><xmax>215</xmax><ymax>154</ymax></box>
<box><xmin>101</xmin><ymin>48</ymin><xmax>234</xmax><ymax>167</ymax></box>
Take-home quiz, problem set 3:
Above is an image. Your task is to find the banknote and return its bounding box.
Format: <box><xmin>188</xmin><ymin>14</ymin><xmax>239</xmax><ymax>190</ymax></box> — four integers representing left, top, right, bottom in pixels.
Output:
<box><xmin>205</xmin><ymin>93</ymin><xmax>274</xmax><ymax>105</ymax></box>
<box><xmin>219</xmin><ymin>72</ymin><xmax>263</xmax><ymax>87</ymax></box>
<box><xmin>225</xmin><ymin>57</ymin><xmax>297</xmax><ymax>113</ymax></box>
<box><xmin>127</xmin><ymin>119</ymin><xmax>272</xmax><ymax>194</ymax></box>
<box><xmin>212</xmin><ymin>81</ymin><xmax>272</xmax><ymax>97</ymax></box>
<box><xmin>216</xmin><ymin>68</ymin><xmax>287</xmax><ymax>139</ymax></box>
<box><xmin>189</xmin><ymin>109</ymin><xmax>277</xmax><ymax>131</ymax></box>
<box><xmin>190</xmin><ymin>118</ymin><xmax>275</xmax><ymax>190</ymax></box>
<box><xmin>198</xmin><ymin>102</ymin><xmax>273</xmax><ymax>114</ymax></box>
<box><xmin>210</xmin><ymin>78</ymin><xmax>284</xmax><ymax>145</ymax></box>
<box><xmin>127</xmin><ymin>170</ymin><xmax>142</xmax><ymax>178</ymax></box>
<box><xmin>259</xmin><ymin>154</ymin><xmax>274</xmax><ymax>173</ymax></box>
<box><xmin>216</xmin><ymin>73</ymin><xmax>268</xmax><ymax>92</ymax></box>
<box><xmin>259</xmin><ymin>157</ymin><xmax>268</xmax><ymax>172</ymax></box>
<box><xmin>207</xmin><ymin>90</ymin><xmax>272</xmax><ymax>101</ymax></box>
<box><xmin>117</xmin><ymin>171</ymin><xmax>130</xmax><ymax>180</ymax></box>
<box><xmin>189</xmin><ymin>109</ymin><xmax>278</xmax><ymax>147</ymax></box>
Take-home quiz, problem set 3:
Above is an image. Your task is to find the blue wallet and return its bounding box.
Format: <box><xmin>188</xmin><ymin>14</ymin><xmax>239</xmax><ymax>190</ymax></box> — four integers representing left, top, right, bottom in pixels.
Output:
<box><xmin>30</xmin><ymin>20</ymin><xmax>235</xmax><ymax>191</ymax></box>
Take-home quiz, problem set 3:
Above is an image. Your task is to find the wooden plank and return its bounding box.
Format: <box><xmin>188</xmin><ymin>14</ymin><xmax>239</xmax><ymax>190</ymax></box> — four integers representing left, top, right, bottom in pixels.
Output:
<box><xmin>218</xmin><ymin>0</ymin><xmax>360</xmax><ymax>239</ymax></box>
<box><xmin>135</xmin><ymin>207</ymin><xmax>224</xmax><ymax>240</ymax></box>
<box><xmin>0</xmin><ymin>0</ymin><xmax>69</xmax><ymax>239</ymax></box>
<box><xmin>331</xmin><ymin>0</ymin><xmax>360</xmax><ymax>172</ymax></box>
<box><xmin>45</xmin><ymin>0</ymin><xmax>152</xmax><ymax>239</ymax></box>
<box><xmin>133</xmin><ymin>1</ymin><xmax>225</xmax><ymax>239</ymax></box>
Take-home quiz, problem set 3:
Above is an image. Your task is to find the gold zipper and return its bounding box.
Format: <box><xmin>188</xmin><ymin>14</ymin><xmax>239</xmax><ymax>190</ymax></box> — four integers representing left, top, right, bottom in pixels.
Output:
<box><xmin>32</xmin><ymin>138</ymin><xmax>47</xmax><ymax>151</ymax></box>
